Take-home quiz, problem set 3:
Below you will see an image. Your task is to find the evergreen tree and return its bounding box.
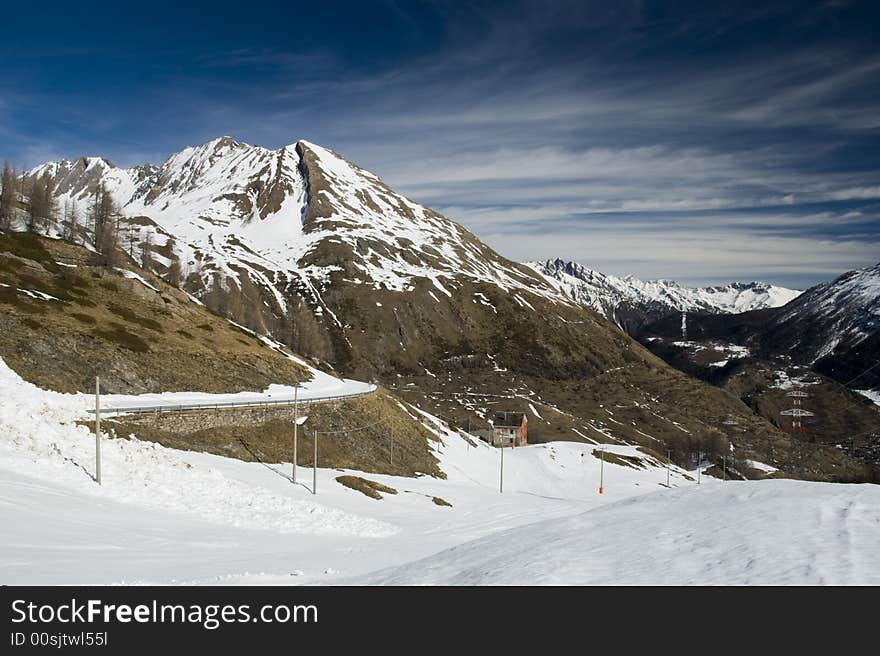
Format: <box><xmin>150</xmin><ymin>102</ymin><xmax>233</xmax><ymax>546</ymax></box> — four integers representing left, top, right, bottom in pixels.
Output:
<box><xmin>206</xmin><ymin>275</ymin><xmax>230</xmax><ymax>317</ymax></box>
<box><xmin>167</xmin><ymin>255</ymin><xmax>184</xmax><ymax>287</ymax></box>
<box><xmin>141</xmin><ymin>230</ymin><xmax>154</xmax><ymax>270</ymax></box>
<box><xmin>68</xmin><ymin>199</ymin><xmax>80</xmax><ymax>243</ymax></box>
<box><xmin>25</xmin><ymin>175</ymin><xmax>42</xmax><ymax>233</ymax></box>
<box><xmin>127</xmin><ymin>230</ymin><xmax>137</xmax><ymax>259</ymax></box>
<box><xmin>23</xmin><ymin>172</ymin><xmax>59</xmax><ymax>234</ymax></box>
<box><xmin>17</xmin><ymin>165</ymin><xmax>26</xmax><ymax>214</ymax></box>
<box><xmin>93</xmin><ymin>188</ymin><xmax>123</xmax><ymax>268</ymax></box>
<box><xmin>97</xmin><ymin>209</ymin><xmax>121</xmax><ymax>268</ymax></box>
<box><xmin>0</xmin><ymin>162</ymin><xmax>15</xmax><ymax>231</ymax></box>
<box><xmin>42</xmin><ymin>173</ymin><xmax>58</xmax><ymax>231</ymax></box>
<box><xmin>89</xmin><ymin>182</ymin><xmax>106</xmax><ymax>247</ymax></box>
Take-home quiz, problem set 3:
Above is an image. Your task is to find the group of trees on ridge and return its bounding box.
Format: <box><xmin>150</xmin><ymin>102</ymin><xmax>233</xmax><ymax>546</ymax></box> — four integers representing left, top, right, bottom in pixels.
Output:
<box><xmin>0</xmin><ymin>160</ymin><xmax>182</xmax><ymax>278</ymax></box>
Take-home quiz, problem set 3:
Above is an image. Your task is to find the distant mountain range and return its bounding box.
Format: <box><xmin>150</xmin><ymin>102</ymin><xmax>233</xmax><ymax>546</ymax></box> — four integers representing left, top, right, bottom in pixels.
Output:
<box><xmin>635</xmin><ymin>260</ymin><xmax>880</xmax><ymax>467</ymax></box>
<box><xmin>529</xmin><ymin>258</ymin><xmax>801</xmax><ymax>333</ymax></box>
<box><xmin>641</xmin><ymin>260</ymin><xmax>880</xmax><ymax>391</ymax></box>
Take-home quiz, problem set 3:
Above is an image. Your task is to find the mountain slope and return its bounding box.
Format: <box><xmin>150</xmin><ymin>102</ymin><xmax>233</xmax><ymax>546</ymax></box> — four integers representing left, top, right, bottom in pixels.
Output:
<box><xmin>0</xmin><ymin>230</ymin><xmax>457</xmax><ymax>477</ymax></box>
<box><xmin>530</xmin><ymin>258</ymin><xmax>801</xmax><ymax>333</ymax></box>
<box><xmin>641</xmin><ymin>261</ymin><xmax>880</xmax><ymax>390</ymax></box>
<box><xmin>635</xmin><ymin>262</ymin><xmax>880</xmax><ymax>468</ymax></box>
<box><xmin>0</xmin><ymin>230</ymin><xmax>310</xmax><ymax>393</ymax></box>
<box><xmin>773</xmin><ymin>261</ymin><xmax>880</xmax><ymax>387</ymax></box>
<box><xmin>20</xmin><ymin>137</ymin><xmax>871</xmax><ymax>482</ymax></box>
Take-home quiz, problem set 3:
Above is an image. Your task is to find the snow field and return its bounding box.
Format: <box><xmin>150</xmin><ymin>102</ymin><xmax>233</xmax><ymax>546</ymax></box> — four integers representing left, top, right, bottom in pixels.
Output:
<box><xmin>0</xmin><ymin>359</ymin><xmax>394</xmax><ymax>541</ymax></box>
<box><xmin>356</xmin><ymin>479</ymin><xmax>880</xmax><ymax>585</ymax></box>
<box><xmin>1</xmin><ymin>355</ymin><xmax>700</xmax><ymax>584</ymax></box>
<box><xmin>3</xmin><ymin>355</ymin><xmax>877</xmax><ymax>585</ymax></box>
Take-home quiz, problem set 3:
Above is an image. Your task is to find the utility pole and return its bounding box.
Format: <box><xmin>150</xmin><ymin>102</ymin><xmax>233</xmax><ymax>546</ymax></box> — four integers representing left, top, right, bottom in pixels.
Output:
<box><xmin>312</xmin><ymin>430</ymin><xmax>317</xmax><ymax>495</ymax></box>
<box><xmin>697</xmin><ymin>450</ymin><xmax>702</xmax><ymax>485</ymax></box>
<box><xmin>292</xmin><ymin>384</ymin><xmax>298</xmax><ymax>484</ymax></box>
<box><xmin>667</xmin><ymin>449</ymin><xmax>671</xmax><ymax>487</ymax></box>
<box><xmin>95</xmin><ymin>376</ymin><xmax>102</xmax><ymax>485</ymax></box>
<box><xmin>499</xmin><ymin>440</ymin><xmax>504</xmax><ymax>493</ymax></box>
<box><xmin>599</xmin><ymin>447</ymin><xmax>605</xmax><ymax>494</ymax></box>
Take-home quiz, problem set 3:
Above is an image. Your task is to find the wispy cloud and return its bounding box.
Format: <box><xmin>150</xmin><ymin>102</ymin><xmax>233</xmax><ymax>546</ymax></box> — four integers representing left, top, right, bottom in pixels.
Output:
<box><xmin>2</xmin><ymin>0</ymin><xmax>878</xmax><ymax>287</ymax></box>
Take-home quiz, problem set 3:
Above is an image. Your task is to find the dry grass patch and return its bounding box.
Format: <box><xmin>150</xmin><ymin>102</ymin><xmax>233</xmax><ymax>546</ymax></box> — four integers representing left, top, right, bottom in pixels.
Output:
<box><xmin>594</xmin><ymin>450</ymin><xmax>645</xmax><ymax>469</ymax></box>
<box><xmin>69</xmin><ymin>312</ymin><xmax>96</xmax><ymax>324</ymax></box>
<box><xmin>93</xmin><ymin>322</ymin><xmax>151</xmax><ymax>353</ymax></box>
<box><xmin>336</xmin><ymin>475</ymin><xmax>398</xmax><ymax>500</ymax></box>
<box><xmin>112</xmin><ymin>392</ymin><xmax>443</xmax><ymax>478</ymax></box>
<box><xmin>0</xmin><ymin>234</ymin><xmax>311</xmax><ymax>393</ymax></box>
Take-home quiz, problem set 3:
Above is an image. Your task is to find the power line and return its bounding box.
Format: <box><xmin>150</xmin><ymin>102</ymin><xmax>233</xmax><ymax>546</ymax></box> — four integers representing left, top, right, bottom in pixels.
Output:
<box><xmin>841</xmin><ymin>360</ymin><xmax>880</xmax><ymax>388</ymax></box>
<box><xmin>805</xmin><ymin>361</ymin><xmax>880</xmax><ymax>442</ymax></box>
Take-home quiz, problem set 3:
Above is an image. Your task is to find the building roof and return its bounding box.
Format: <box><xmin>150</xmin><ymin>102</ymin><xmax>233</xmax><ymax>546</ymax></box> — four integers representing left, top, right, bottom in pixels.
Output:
<box><xmin>494</xmin><ymin>412</ymin><xmax>526</xmax><ymax>428</ymax></box>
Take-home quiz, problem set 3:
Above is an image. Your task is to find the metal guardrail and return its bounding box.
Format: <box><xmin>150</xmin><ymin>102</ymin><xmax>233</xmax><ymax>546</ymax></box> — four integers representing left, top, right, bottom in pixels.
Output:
<box><xmin>87</xmin><ymin>387</ymin><xmax>378</xmax><ymax>417</ymax></box>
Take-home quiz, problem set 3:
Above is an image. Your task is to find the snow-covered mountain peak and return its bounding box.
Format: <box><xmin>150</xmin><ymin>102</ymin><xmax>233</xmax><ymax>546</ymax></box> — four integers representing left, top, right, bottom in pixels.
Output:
<box><xmin>30</xmin><ymin>136</ymin><xmax>559</xmax><ymax>317</ymax></box>
<box><xmin>161</xmin><ymin>135</ymin><xmax>249</xmax><ymax>173</ymax></box>
<box><xmin>290</xmin><ymin>139</ymin><xmax>552</xmax><ymax>298</ymax></box>
<box><xmin>25</xmin><ymin>140</ymin><xmax>811</xmax><ymax>339</ymax></box>
<box><xmin>29</xmin><ymin>155</ymin><xmax>117</xmax><ymax>177</ymax></box>
<box><xmin>296</xmin><ymin>140</ymin><xmax>382</xmax><ymax>185</ymax></box>
<box><xmin>775</xmin><ymin>261</ymin><xmax>880</xmax><ymax>359</ymax></box>
<box><xmin>529</xmin><ymin>258</ymin><xmax>802</xmax><ymax>330</ymax></box>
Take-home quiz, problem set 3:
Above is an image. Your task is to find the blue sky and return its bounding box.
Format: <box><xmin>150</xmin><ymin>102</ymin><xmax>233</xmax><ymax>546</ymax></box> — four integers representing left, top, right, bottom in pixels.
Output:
<box><xmin>2</xmin><ymin>0</ymin><xmax>879</xmax><ymax>288</ymax></box>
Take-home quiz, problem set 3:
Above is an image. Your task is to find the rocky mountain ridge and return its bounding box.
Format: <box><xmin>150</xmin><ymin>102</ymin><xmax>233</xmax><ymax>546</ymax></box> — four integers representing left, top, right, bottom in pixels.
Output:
<box><xmin>530</xmin><ymin>258</ymin><xmax>801</xmax><ymax>333</ymax></box>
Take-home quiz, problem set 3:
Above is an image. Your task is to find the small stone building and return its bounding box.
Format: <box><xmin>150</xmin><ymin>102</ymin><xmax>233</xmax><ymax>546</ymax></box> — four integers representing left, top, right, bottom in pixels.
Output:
<box><xmin>491</xmin><ymin>412</ymin><xmax>528</xmax><ymax>447</ymax></box>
